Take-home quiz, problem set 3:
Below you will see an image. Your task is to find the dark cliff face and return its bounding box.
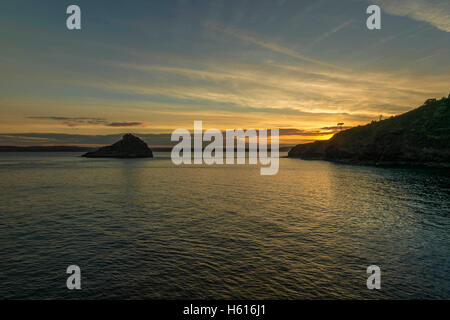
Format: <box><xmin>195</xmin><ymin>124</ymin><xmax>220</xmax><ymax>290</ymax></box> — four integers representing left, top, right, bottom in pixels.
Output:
<box><xmin>288</xmin><ymin>95</ymin><xmax>450</xmax><ymax>166</ymax></box>
<box><xmin>82</xmin><ymin>134</ymin><xmax>153</xmax><ymax>158</ymax></box>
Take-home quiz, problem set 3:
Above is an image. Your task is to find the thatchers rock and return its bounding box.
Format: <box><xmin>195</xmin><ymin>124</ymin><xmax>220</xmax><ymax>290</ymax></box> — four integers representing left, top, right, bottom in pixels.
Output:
<box><xmin>82</xmin><ymin>134</ymin><xmax>153</xmax><ymax>158</ymax></box>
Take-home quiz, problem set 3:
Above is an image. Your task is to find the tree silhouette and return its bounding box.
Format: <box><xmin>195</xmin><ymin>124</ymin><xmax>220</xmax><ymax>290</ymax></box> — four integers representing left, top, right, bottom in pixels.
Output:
<box><xmin>337</xmin><ymin>122</ymin><xmax>344</xmax><ymax>131</ymax></box>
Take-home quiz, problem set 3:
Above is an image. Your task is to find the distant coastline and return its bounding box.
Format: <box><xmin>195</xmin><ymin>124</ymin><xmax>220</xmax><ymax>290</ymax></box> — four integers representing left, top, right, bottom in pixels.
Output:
<box><xmin>0</xmin><ymin>146</ymin><xmax>93</xmax><ymax>152</ymax></box>
<box><xmin>0</xmin><ymin>146</ymin><xmax>293</xmax><ymax>152</ymax></box>
<box><xmin>0</xmin><ymin>146</ymin><xmax>174</xmax><ymax>152</ymax></box>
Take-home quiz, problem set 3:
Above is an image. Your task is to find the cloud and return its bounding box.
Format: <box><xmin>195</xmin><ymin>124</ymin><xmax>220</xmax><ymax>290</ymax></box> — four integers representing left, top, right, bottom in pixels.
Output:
<box><xmin>0</xmin><ymin>133</ymin><xmax>173</xmax><ymax>147</ymax></box>
<box><xmin>278</xmin><ymin>128</ymin><xmax>337</xmax><ymax>136</ymax></box>
<box><xmin>28</xmin><ymin>116</ymin><xmax>107</xmax><ymax>127</ymax></box>
<box><xmin>309</xmin><ymin>20</ymin><xmax>353</xmax><ymax>48</ymax></box>
<box><xmin>100</xmin><ymin>58</ymin><xmax>447</xmax><ymax>119</ymax></box>
<box><xmin>321</xmin><ymin>126</ymin><xmax>353</xmax><ymax>131</ymax></box>
<box><xmin>8</xmin><ymin>36</ymin><xmax>447</xmax><ymax>135</ymax></box>
<box><xmin>206</xmin><ymin>22</ymin><xmax>348</xmax><ymax>70</ymax></box>
<box><xmin>28</xmin><ymin>116</ymin><xmax>146</xmax><ymax>128</ymax></box>
<box><xmin>106</xmin><ymin>122</ymin><xmax>146</xmax><ymax>127</ymax></box>
<box><xmin>373</xmin><ymin>0</ymin><xmax>450</xmax><ymax>32</ymax></box>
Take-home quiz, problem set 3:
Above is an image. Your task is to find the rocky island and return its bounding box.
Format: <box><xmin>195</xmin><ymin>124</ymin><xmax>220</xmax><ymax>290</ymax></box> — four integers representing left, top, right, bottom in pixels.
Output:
<box><xmin>82</xmin><ymin>133</ymin><xmax>153</xmax><ymax>158</ymax></box>
<box><xmin>288</xmin><ymin>95</ymin><xmax>450</xmax><ymax>167</ymax></box>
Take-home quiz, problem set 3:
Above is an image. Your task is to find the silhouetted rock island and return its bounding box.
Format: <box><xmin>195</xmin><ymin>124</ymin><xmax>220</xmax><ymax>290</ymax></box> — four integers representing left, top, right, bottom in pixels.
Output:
<box><xmin>82</xmin><ymin>134</ymin><xmax>153</xmax><ymax>158</ymax></box>
<box><xmin>288</xmin><ymin>95</ymin><xmax>450</xmax><ymax>167</ymax></box>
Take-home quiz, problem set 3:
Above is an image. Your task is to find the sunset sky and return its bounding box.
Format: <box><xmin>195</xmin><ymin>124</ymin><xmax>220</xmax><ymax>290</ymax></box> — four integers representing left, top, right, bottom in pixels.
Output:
<box><xmin>0</xmin><ymin>0</ymin><xmax>449</xmax><ymax>146</ymax></box>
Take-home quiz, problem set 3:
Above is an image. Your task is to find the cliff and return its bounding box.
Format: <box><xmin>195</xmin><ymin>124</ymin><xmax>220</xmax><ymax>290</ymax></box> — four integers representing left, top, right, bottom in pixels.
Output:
<box><xmin>288</xmin><ymin>95</ymin><xmax>450</xmax><ymax>166</ymax></box>
<box><xmin>82</xmin><ymin>134</ymin><xmax>153</xmax><ymax>158</ymax></box>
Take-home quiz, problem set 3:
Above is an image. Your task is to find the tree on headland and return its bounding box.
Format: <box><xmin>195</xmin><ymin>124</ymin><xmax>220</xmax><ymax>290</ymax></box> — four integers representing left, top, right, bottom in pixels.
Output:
<box><xmin>337</xmin><ymin>123</ymin><xmax>344</xmax><ymax>131</ymax></box>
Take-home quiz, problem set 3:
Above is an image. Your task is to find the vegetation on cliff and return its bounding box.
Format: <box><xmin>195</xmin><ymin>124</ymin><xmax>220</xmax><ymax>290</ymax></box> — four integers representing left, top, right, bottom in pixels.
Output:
<box><xmin>288</xmin><ymin>95</ymin><xmax>450</xmax><ymax>166</ymax></box>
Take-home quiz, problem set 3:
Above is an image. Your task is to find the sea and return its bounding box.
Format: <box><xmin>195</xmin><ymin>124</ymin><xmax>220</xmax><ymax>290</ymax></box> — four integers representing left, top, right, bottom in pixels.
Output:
<box><xmin>0</xmin><ymin>152</ymin><xmax>449</xmax><ymax>299</ymax></box>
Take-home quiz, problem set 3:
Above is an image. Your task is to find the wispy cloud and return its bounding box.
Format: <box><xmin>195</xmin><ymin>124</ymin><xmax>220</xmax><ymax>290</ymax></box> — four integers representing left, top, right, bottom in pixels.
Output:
<box><xmin>28</xmin><ymin>116</ymin><xmax>146</xmax><ymax>128</ymax></box>
<box><xmin>321</xmin><ymin>126</ymin><xmax>353</xmax><ymax>131</ymax></box>
<box><xmin>309</xmin><ymin>20</ymin><xmax>353</xmax><ymax>48</ymax></box>
<box><xmin>0</xmin><ymin>133</ymin><xmax>170</xmax><ymax>147</ymax></box>
<box><xmin>373</xmin><ymin>0</ymin><xmax>450</xmax><ymax>32</ymax></box>
<box><xmin>100</xmin><ymin>58</ymin><xmax>447</xmax><ymax>118</ymax></box>
<box><xmin>106</xmin><ymin>122</ymin><xmax>146</xmax><ymax>127</ymax></box>
<box><xmin>206</xmin><ymin>22</ymin><xmax>348</xmax><ymax>71</ymax></box>
<box><xmin>279</xmin><ymin>128</ymin><xmax>347</xmax><ymax>136</ymax></box>
<box><xmin>28</xmin><ymin>116</ymin><xmax>107</xmax><ymax>127</ymax></box>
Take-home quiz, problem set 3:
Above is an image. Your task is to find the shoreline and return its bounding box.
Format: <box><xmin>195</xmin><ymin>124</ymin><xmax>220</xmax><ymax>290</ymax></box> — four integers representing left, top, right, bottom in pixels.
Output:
<box><xmin>288</xmin><ymin>156</ymin><xmax>450</xmax><ymax>168</ymax></box>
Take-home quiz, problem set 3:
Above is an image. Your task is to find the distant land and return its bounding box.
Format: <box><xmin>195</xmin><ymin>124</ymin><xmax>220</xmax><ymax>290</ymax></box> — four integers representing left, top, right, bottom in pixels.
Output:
<box><xmin>0</xmin><ymin>146</ymin><xmax>93</xmax><ymax>152</ymax></box>
<box><xmin>0</xmin><ymin>145</ymin><xmax>293</xmax><ymax>153</ymax></box>
<box><xmin>289</xmin><ymin>95</ymin><xmax>450</xmax><ymax>167</ymax></box>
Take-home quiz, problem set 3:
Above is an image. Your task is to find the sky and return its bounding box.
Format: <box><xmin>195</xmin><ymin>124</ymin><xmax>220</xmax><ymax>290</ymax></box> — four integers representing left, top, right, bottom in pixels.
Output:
<box><xmin>0</xmin><ymin>0</ymin><xmax>449</xmax><ymax>146</ymax></box>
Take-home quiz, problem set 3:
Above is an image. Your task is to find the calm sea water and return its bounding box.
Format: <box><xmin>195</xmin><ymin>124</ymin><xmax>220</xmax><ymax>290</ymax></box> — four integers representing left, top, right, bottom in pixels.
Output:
<box><xmin>0</xmin><ymin>152</ymin><xmax>449</xmax><ymax>299</ymax></box>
